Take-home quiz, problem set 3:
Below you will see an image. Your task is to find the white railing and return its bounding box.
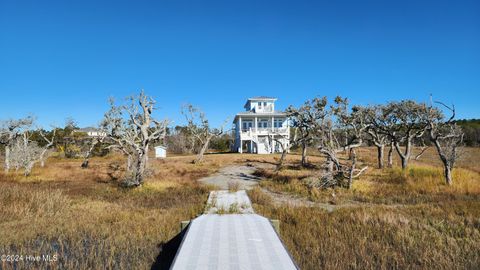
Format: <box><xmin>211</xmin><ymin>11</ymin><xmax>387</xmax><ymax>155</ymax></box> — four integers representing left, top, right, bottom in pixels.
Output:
<box><xmin>241</xmin><ymin>127</ymin><xmax>288</xmax><ymax>134</ymax></box>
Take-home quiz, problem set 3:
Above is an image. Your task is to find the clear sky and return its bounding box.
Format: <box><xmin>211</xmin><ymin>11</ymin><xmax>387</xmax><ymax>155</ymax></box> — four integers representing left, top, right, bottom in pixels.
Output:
<box><xmin>1</xmin><ymin>0</ymin><xmax>479</xmax><ymax>128</ymax></box>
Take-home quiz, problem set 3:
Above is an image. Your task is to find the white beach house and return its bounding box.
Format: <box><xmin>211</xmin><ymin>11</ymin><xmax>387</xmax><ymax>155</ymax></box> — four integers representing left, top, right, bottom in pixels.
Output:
<box><xmin>233</xmin><ymin>97</ymin><xmax>290</xmax><ymax>154</ymax></box>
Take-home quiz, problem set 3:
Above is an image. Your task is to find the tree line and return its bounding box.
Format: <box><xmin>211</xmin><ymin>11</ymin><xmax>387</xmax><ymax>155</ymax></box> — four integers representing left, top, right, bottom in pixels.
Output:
<box><xmin>0</xmin><ymin>91</ymin><xmax>467</xmax><ymax>188</ymax></box>
<box><xmin>285</xmin><ymin>96</ymin><xmax>464</xmax><ymax>187</ymax></box>
<box><xmin>0</xmin><ymin>91</ymin><xmax>228</xmax><ymax>187</ymax></box>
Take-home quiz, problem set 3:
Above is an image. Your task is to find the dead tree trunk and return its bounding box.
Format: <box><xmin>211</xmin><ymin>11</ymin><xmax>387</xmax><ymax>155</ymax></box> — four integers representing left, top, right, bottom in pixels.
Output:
<box><xmin>301</xmin><ymin>141</ymin><xmax>308</xmax><ymax>167</ymax></box>
<box><xmin>133</xmin><ymin>150</ymin><xmax>147</xmax><ymax>186</ymax></box>
<box><xmin>347</xmin><ymin>149</ymin><xmax>357</xmax><ymax>189</ymax></box>
<box><xmin>276</xmin><ymin>148</ymin><xmax>288</xmax><ymax>171</ymax></box>
<box><xmin>4</xmin><ymin>145</ymin><xmax>11</xmax><ymax>173</ymax></box>
<box><xmin>82</xmin><ymin>140</ymin><xmax>97</xmax><ymax>168</ymax></box>
<box><xmin>387</xmin><ymin>142</ymin><xmax>394</xmax><ymax>167</ymax></box>
<box><xmin>195</xmin><ymin>136</ymin><xmax>212</xmax><ymax>164</ymax></box>
<box><xmin>376</xmin><ymin>144</ymin><xmax>384</xmax><ymax>169</ymax></box>
<box><xmin>39</xmin><ymin>129</ymin><xmax>56</xmax><ymax>168</ymax></box>
<box><xmin>394</xmin><ymin>140</ymin><xmax>412</xmax><ymax>170</ymax></box>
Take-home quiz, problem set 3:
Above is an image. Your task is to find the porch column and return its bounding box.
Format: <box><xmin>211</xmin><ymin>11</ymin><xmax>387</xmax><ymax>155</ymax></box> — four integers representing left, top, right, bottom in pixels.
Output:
<box><xmin>271</xmin><ymin>117</ymin><xmax>275</xmax><ymax>153</ymax></box>
<box><xmin>238</xmin><ymin>117</ymin><xmax>242</xmax><ymax>153</ymax></box>
<box><xmin>254</xmin><ymin>117</ymin><xmax>258</xmax><ymax>132</ymax></box>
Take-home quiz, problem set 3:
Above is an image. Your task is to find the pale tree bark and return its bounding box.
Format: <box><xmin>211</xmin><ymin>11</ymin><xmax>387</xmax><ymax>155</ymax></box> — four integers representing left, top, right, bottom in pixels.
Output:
<box><xmin>0</xmin><ymin>117</ymin><xmax>34</xmax><ymax>173</ymax></box>
<box><xmin>387</xmin><ymin>141</ymin><xmax>394</xmax><ymax>168</ymax></box>
<box><xmin>376</xmin><ymin>144</ymin><xmax>384</xmax><ymax>169</ymax></box>
<box><xmin>314</xmin><ymin>97</ymin><xmax>368</xmax><ymax>189</ymax></box>
<box><xmin>301</xmin><ymin>141</ymin><xmax>308</xmax><ymax>166</ymax></box>
<box><xmin>426</xmin><ymin>100</ymin><xmax>464</xmax><ymax>185</ymax></box>
<box><xmin>81</xmin><ymin>135</ymin><xmax>105</xmax><ymax>168</ymax></box>
<box><xmin>366</xmin><ymin>124</ymin><xmax>388</xmax><ymax>169</ymax></box>
<box><xmin>195</xmin><ymin>135</ymin><xmax>213</xmax><ymax>164</ymax></box>
<box><xmin>10</xmin><ymin>130</ymin><xmax>42</xmax><ymax>177</ymax></box>
<box><xmin>102</xmin><ymin>90</ymin><xmax>169</xmax><ymax>187</ymax></box>
<box><xmin>39</xmin><ymin>129</ymin><xmax>56</xmax><ymax>167</ymax></box>
<box><xmin>270</xmin><ymin>128</ymin><xmax>298</xmax><ymax>171</ymax></box>
<box><xmin>182</xmin><ymin>104</ymin><xmax>228</xmax><ymax>164</ymax></box>
<box><xmin>414</xmin><ymin>142</ymin><xmax>429</xmax><ymax>161</ymax></box>
<box><xmin>286</xmin><ymin>97</ymin><xmax>328</xmax><ymax>168</ymax></box>
<box><xmin>382</xmin><ymin>101</ymin><xmax>427</xmax><ymax>170</ymax></box>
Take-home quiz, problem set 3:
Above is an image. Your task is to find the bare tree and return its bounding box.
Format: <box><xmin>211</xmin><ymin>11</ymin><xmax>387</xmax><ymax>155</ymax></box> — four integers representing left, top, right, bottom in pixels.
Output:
<box><xmin>286</xmin><ymin>97</ymin><xmax>328</xmax><ymax>167</ymax></box>
<box><xmin>0</xmin><ymin>117</ymin><xmax>35</xmax><ymax>173</ymax></box>
<box><xmin>182</xmin><ymin>104</ymin><xmax>228</xmax><ymax>164</ymax></box>
<box><xmin>363</xmin><ymin>105</ymin><xmax>391</xmax><ymax>169</ymax></box>
<box><xmin>315</xmin><ymin>97</ymin><xmax>368</xmax><ymax>189</ymax></box>
<box><xmin>387</xmin><ymin>141</ymin><xmax>394</xmax><ymax>168</ymax></box>
<box><xmin>375</xmin><ymin>101</ymin><xmax>428</xmax><ymax>170</ymax></box>
<box><xmin>102</xmin><ymin>90</ymin><xmax>169</xmax><ymax>187</ymax></box>
<box><xmin>413</xmin><ymin>138</ymin><xmax>429</xmax><ymax>161</ymax></box>
<box><xmin>268</xmin><ymin>128</ymin><xmax>298</xmax><ymax>171</ymax></box>
<box><xmin>81</xmin><ymin>133</ymin><xmax>106</xmax><ymax>168</ymax></box>
<box><xmin>9</xmin><ymin>128</ymin><xmax>43</xmax><ymax>176</ymax></box>
<box><xmin>39</xmin><ymin>128</ymin><xmax>56</xmax><ymax>167</ymax></box>
<box><xmin>426</xmin><ymin>100</ymin><xmax>464</xmax><ymax>185</ymax></box>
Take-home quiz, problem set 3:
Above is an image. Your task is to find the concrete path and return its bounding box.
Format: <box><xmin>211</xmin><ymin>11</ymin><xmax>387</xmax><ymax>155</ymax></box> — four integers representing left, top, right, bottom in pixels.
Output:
<box><xmin>198</xmin><ymin>165</ymin><xmax>261</xmax><ymax>190</ymax></box>
<box><xmin>171</xmin><ymin>189</ymin><xmax>298</xmax><ymax>270</ymax></box>
<box><xmin>170</xmin><ymin>214</ymin><xmax>298</xmax><ymax>270</ymax></box>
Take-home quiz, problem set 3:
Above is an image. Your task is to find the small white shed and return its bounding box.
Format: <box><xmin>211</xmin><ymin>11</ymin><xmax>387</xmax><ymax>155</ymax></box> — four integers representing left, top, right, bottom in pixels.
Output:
<box><xmin>154</xmin><ymin>145</ymin><xmax>167</xmax><ymax>158</ymax></box>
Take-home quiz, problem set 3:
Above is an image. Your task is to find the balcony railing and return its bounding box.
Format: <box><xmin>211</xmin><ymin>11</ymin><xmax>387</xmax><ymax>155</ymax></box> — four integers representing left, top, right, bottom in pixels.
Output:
<box><xmin>241</xmin><ymin>127</ymin><xmax>288</xmax><ymax>133</ymax></box>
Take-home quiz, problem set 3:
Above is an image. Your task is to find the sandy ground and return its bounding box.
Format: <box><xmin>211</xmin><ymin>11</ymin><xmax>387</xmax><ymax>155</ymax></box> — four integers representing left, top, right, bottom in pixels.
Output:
<box><xmin>198</xmin><ymin>163</ymin><xmax>404</xmax><ymax>212</ymax></box>
<box><xmin>198</xmin><ymin>165</ymin><xmax>262</xmax><ymax>190</ymax></box>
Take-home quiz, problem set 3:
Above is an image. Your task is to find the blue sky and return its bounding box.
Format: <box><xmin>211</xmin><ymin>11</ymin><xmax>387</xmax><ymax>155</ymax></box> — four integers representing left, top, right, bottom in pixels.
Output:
<box><xmin>1</xmin><ymin>0</ymin><xmax>479</xmax><ymax>128</ymax></box>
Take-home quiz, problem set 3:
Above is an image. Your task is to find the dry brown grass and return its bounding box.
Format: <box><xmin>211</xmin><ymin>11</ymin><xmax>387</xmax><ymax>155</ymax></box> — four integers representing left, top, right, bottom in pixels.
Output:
<box><xmin>250</xmin><ymin>198</ymin><xmax>480</xmax><ymax>270</ymax></box>
<box><xmin>1</xmin><ymin>148</ymin><xmax>479</xmax><ymax>269</ymax></box>
<box><xmin>249</xmin><ymin>147</ymin><xmax>480</xmax><ymax>269</ymax></box>
<box><xmin>0</xmin><ymin>153</ymin><xmax>250</xmax><ymax>269</ymax></box>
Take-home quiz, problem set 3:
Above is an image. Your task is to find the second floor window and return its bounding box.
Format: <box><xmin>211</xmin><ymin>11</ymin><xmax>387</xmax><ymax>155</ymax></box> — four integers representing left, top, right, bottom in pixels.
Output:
<box><xmin>242</xmin><ymin>122</ymin><xmax>253</xmax><ymax>130</ymax></box>
<box><xmin>274</xmin><ymin>119</ymin><xmax>283</xmax><ymax>128</ymax></box>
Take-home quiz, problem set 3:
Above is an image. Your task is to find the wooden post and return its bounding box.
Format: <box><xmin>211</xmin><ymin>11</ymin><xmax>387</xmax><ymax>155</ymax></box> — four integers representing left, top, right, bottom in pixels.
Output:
<box><xmin>180</xmin><ymin>220</ymin><xmax>190</xmax><ymax>231</ymax></box>
<box><xmin>270</xmin><ymin>219</ymin><xmax>280</xmax><ymax>235</ymax></box>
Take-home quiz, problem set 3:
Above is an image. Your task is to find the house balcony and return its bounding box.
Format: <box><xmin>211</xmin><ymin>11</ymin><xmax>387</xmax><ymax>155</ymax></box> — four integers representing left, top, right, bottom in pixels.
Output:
<box><xmin>239</xmin><ymin>127</ymin><xmax>289</xmax><ymax>140</ymax></box>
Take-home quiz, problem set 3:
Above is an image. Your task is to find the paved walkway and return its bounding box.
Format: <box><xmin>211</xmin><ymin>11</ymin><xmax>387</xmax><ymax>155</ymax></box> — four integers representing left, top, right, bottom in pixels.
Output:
<box><xmin>170</xmin><ymin>190</ymin><xmax>298</xmax><ymax>270</ymax></box>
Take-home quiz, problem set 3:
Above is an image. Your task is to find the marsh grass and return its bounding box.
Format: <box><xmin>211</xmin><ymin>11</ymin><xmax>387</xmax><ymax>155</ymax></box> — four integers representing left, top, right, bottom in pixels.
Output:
<box><xmin>251</xmin><ymin>147</ymin><xmax>480</xmax><ymax>269</ymax></box>
<box><xmin>1</xmin><ymin>149</ymin><xmax>479</xmax><ymax>269</ymax></box>
<box><xmin>0</xmin><ymin>153</ymin><xmax>247</xmax><ymax>269</ymax></box>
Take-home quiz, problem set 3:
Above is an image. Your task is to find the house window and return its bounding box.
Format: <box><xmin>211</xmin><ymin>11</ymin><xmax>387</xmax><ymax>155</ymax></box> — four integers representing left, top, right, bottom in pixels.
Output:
<box><xmin>263</xmin><ymin>102</ymin><xmax>267</xmax><ymax>106</ymax></box>
<box><xmin>258</xmin><ymin>120</ymin><xmax>268</xmax><ymax>128</ymax></box>
<box><xmin>243</xmin><ymin>121</ymin><xmax>253</xmax><ymax>130</ymax></box>
<box><xmin>258</xmin><ymin>102</ymin><xmax>262</xmax><ymax>108</ymax></box>
<box><xmin>274</xmin><ymin>119</ymin><xmax>283</xmax><ymax>128</ymax></box>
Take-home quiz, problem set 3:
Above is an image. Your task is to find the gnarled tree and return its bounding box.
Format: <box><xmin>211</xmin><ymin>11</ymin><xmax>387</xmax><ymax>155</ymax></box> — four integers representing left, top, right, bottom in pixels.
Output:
<box><xmin>426</xmin><ymin>100</ymin><xmax>464</xmax><ymax>185</ymax></box>
<box><xmin>315</xmin><ymin>97</ymin><xmax>368</xmax><ymax>189</ymax></box>
<box><xmin>102</xmin><ymin>90</ymin><xmax>169</xmax><ymax>187</ymax></box>
<box><xmin>363</xmin><ymin>105</ymin><xmax>392</xmax><ymax>169</ymax></box>
<box><xmin>0</xmin><ymin>116</ymin><xmax>35</xmax><ymax>172</ymax></box>
<box><xmin>286</xmin><ymin>97</ymin><xmax>328</xmax><ymax>167</ymax></box>
<box><xmin>182</xmin><ymin>104</ymin><xmax>228</xmax><ymax>164</ymax></box>
<box><xmin>39</xmin><ymin>128</ymin><xmax>56</xmax><ymax>167</ymax></box>
<box><xmin>380</xmin><ymin>101</ymin><xmax>428</xmax><ymax>170</ymax></box>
